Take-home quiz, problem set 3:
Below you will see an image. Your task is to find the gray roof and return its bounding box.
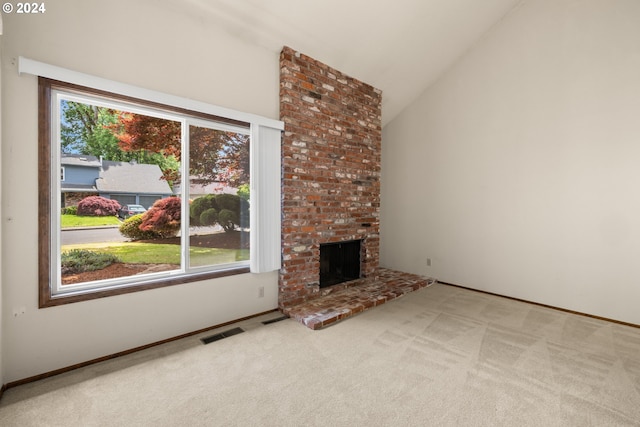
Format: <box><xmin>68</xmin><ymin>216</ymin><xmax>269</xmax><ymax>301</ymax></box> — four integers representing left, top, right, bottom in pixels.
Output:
<box><xmin>96</xmin><ymin>161</ymin><xmax>172</xmax><ymax>195</ymax></box>
<box><xmin>61</xmin><ymin>154</ymin><xmax>102</xmax><ymax>167</ymax></box>
<box><xmin>60</xmin><ymin>183</ymin><xmax>98</xmax><ymax>192</ymax></box>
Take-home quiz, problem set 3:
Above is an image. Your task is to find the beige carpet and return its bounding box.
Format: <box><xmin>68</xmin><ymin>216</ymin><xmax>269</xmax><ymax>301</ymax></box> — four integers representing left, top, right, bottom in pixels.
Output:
<box><xmin>2</xmin><ymin>283</ymin><xmax>640</xmax><ymax>426</ymax></box>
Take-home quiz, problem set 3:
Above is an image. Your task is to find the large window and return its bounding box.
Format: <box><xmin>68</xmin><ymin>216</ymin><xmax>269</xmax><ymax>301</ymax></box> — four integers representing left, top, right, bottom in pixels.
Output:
<box><xmin>36</xmin><ymin>74</ymin><xmax>282</xmax><ymax>307</ymax></box>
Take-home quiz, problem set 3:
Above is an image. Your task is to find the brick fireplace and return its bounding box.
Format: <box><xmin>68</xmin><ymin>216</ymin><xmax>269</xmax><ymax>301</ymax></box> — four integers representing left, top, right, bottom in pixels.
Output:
<box><xmin>279</xmin><ymin>46</ymin><xmax>382</xmax><ymax>310</ymax></box>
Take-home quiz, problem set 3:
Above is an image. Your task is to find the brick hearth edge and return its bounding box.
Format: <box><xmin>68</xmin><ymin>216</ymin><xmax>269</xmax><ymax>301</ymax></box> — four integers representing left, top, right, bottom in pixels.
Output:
<box><xmin>283</xmin><ymin>268</ymin><xmax>436</xmax><ymax>330</ymax></box>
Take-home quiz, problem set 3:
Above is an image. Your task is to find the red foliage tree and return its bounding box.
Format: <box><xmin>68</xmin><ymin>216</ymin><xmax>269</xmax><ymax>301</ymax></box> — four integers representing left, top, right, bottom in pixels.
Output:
<box><xmin>116</xmin><ymin>113</ymin><xmax>181</xmax><ymax>157</ymax></box>
<box><xmin>112</xmin><ymin>113</ymin><xmax>249</xmax><ymax>187</ymax></box>
<box><xmin>139</xmin><ymin>197</ymin><xmax>181</xmax><ymax>238</ymax></box>
<box><xmin>77</xmin><ymin>196</ymin><xmax>120</xmax><ymax>217</ymax></box>
<box><xmin>189</xmin><ymin>126</ymin><xmax>249</xmax><ymax>188</ymax></box>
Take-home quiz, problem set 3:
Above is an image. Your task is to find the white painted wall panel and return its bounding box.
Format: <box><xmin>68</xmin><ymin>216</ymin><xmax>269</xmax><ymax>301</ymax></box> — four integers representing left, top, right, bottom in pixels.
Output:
<box><xmin>382</xmin><ymin>0</ymin><xmax>640</xmax><ymax>324</ymax></box>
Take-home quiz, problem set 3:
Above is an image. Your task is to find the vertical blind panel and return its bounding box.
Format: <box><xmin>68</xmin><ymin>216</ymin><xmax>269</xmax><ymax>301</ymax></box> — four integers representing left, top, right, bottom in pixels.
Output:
<box><xmin>250</xmin><ymin>124</ymin><xmax>282</xmax><ymax>273</ymax></box>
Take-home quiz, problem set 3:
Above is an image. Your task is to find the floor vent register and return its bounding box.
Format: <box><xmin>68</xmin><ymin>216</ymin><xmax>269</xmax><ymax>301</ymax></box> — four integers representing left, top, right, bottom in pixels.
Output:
<box><xmin>200</xmin><ymin>327</ymin><xmax>245</xmax><ymax>345</ymax></box>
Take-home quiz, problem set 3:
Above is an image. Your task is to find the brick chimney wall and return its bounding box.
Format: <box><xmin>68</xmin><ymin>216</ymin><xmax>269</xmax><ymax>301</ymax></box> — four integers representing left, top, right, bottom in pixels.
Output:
<box><xmin>279</xmin><ymin>46</ymin><xmax>382</xmax><ymax>309</ymax></box>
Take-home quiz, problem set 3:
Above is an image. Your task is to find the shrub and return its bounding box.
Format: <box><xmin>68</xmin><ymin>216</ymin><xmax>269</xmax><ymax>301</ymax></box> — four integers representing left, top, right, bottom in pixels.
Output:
<box><xmin>61</xmin><ymin>205</ymin><xmax>78</xmax><ymax>215</ymax></box>
<box><xmin>77</xmin><ymin>196</ymin><xmax>120</xmax><ymax>216</ymax></box>
<box><xmin>190</xmin><ymin>193</ymin><xmax>247</xmax><ymax>232</ymax></box>
<box><xmin>217</xmin><ymin>209</ymin><xmax>238</xmax><ymax>232</ymax></box>
<box><xmin>199</xmin><ymin>208</ymin><xmax>218</xmax><ymax>226</ymax></box>
<box><xmin>139</xmin><ymin>197</ymin><xmax>181</xmax><ymax>238</ymax></box>
<box><xmin>215</xmin><ymin>193</ymin><xmax>241</xmax><ymax>212</ymax></box>
<box><xmin>190</xmin><ymin>194</ymin><xmax>217</xmax><ymax>226</ymax></box>
<box><xmin>61</xmin><ymin>249</ymin><xmax>120</xmax><ymax>274</ymax></box>
<box><xmin>216</xmin><ymin>194</ymin><xmax>242</xmax><ymax>232</ymax></box>
<box><xmin>119</xmin><ymin>213</ymin><xmax>162</xmax><ymax>240</ymax></box>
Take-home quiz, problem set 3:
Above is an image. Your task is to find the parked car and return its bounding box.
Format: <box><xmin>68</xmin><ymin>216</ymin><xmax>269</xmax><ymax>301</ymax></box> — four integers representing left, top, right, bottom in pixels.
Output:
<box><xmin>118</xmin><ymin>204</ymin><xmax>147</xmax><ymax>219</ymax></box>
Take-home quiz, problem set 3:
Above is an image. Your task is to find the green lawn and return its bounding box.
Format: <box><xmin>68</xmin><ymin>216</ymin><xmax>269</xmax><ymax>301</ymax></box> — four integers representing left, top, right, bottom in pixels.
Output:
<box><xmin>61</xmin><ymin>241</ymin><xmax>249</xmax><ymax>266</ymax></box>
<box><xmin>61</xmin><ymin>214</ymin><xmax>121</xmax><ymax>228</ymax></box>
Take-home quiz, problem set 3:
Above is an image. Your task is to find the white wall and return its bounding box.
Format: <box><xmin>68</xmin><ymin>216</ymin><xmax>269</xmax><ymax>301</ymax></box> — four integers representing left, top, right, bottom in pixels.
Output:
<box><xmin>1</xmin><ymin>0</ymin><xmax>281</xmax><ymax>382</ymax></box>
<box><xmin>0</xmin><ymin>15</ymin><xmax>4</xmax><ymax>388</ymax></box>
<box><xmin>381</xmin><ymin>0</ymin><xmax>640</xmax><ymax>324</ymax></box>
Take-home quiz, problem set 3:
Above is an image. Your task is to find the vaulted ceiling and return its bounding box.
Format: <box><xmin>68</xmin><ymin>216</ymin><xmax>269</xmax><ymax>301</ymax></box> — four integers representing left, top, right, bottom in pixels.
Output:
<box><xmin>175</xmin><ymin>0</ymin><xmax>523</xmax><ymax>125</ymax></box>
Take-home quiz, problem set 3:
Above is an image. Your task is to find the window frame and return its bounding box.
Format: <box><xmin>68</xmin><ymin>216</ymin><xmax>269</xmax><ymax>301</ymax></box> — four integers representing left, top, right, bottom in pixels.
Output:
<box><xmin>39</xmin><ymin>77</ymin><xmax>254</xmax><ymax>307</ymax></box>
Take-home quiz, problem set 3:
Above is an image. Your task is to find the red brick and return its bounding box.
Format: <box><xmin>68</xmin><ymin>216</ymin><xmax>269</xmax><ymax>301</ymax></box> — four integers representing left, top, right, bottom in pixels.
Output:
<box><xmin>279</xmin><ymin>47</ymin><xmax>382</xmax><ymax>310</ymax></box>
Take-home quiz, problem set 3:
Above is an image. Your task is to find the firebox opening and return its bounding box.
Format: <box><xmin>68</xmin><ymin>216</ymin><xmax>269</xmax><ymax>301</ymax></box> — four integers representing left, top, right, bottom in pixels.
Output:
<box><xmin>319</xmin><ymin>240</ymin><xmax>362</xmax><ymax>288</ymax></box>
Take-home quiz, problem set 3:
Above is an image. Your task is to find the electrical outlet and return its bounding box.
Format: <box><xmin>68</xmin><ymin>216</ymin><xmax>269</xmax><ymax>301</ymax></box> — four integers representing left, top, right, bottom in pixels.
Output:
<box><xmin>258</xmin><ymin>286</ymin><xmax>265</xmax><ymax>298</ymax></box>
<box><xmin>426</xmin><ymin>258</ymin><xmax>432</xmax><ymax>267</ymax></box>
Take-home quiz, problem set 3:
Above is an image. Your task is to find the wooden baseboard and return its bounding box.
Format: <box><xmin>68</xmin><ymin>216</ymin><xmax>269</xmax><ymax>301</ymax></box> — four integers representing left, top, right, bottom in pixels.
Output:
<box><xmin>0</xmin><ymin>384</ymin><xmax>6</xmax><ymax>401</ymax></box>
<box><xmin>3</xmin><ymin>309</ymin><xmax>279</xmax><ymax>393</ymax></box>
<box><xmin>438</xmin><ymin>281</ymin><xmax>640</xmax><ymax>329</ymax></box>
